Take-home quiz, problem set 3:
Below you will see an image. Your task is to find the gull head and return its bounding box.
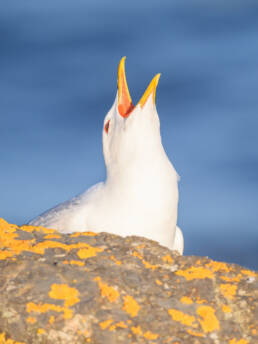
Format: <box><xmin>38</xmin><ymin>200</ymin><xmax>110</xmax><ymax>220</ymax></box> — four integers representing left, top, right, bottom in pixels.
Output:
<box><xmin>103</xmin><ymin>57</ymin><xmax>165</xmax><ymax>181</ymax></box>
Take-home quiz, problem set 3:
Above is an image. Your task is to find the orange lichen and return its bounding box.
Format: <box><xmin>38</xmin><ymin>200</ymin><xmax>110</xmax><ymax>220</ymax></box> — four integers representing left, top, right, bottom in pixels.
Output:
<box><xmin>175</xmin><ymin>266</ymin><xmax>214</xmax><ymax>280</ymax></box>
<box><xmin>27</xmin><ymin>301</ymin><xmax>73</xmax><ymax>319</ymax></box>
<box><xmin>132</xmin><ymin>250</ymin><xmax>157</xmax><ymax>270</ymax></box>
<box><xmin>197</xmin><ymin>306</ymin><xmax>220</xmax><ymax>333</ymax></box>
<box><xmin>109</xmin><ymin>321</ymin><xmax>128</xmax><ymax>331</ymax></box>
<box><xmin>110</xmin><ymin>255</ymin><xmax>122</xmax><ymax>265</ymax></box>
<box><xmin>187</xmin><ymin>329</ymin><xmax>204</xmax><ymax>337</ymax></box>
<box><xmin>122</xmin><ymin>295</ymin><xmax>140</xmax><ymax>317</ymax></box>
<box><xmin>162</xmin><ymin>255</ymin><xmax>173</xmax><ymax>264</ymax></box>
<box><xmin>220</xmin><ymin>284</ymin><xmax>237</xmax><ymax>300</ymax></box>
<box><xmin>99</xmin><ymin>319</ymin><xmax>113</xmax><ymax>330</ymax></box>
<box><xmin>44</xmin><ymin>234</ymin><xmax>61</xmax><ymax>239</ymax></box>
<box><xmin>49</xmin><ymin>315</ymin><xmax>55</xmax><ymax>324</ymax></box>
<box><xmin>77</xmin><ymin>245</ymin><xmax>103</xmax><ymax>259</ymax></box>
<box><xmin>0</xmin><ymin>251</ymin><xmax>14</xmax><ymax>260</ymax></box>
<box><xmin>180</xmin><ymin>296</ymin><xmax>193</xmax><ymax>305</ymax></box>
<box><xmin>94</xmin><ymin>277</ymin><xmax>120</xmax><ymax>303</ymax></box>
<box><xmin>241</xmin><ymin>269</ymin><xmax>257</xmax><ymax>277</ymax></box>
<box><xmin>131</xmin><ymin>325</ymin><xmax>143</xmax><ymax>335</ymax></box>
<box><xmin>0</xmin><ymin>333</ymin><xmax>25</xmax><ymax>344</ymax></box>
<box><xmin>143</xmin><ymin>331</ymin><xmax>159</xmax><ymax>340</ymax></box>
<box><xmin>48</xmin><ymin>283</ymin><xmax>80</xmax><ymax>307</ymax></box>
<box><xmin>0</xmin><ymin>218</ymin><xmax>17</xmax><ymax>230</ymax></box>
<box><xmin>196</xmin><ymin>297</ymin><xmax>207</xmax><ymax>304</ymax></box>
<box><xmin>63</xmin><ymin>260</ymin><xmax>85</xmax><ymax>266</ymax></box>
<box><xmin>205</xmin><ymin>261</ymin><xmax>231</xmax><ymax>273</ymax></box>
<box><xmin>135</xmin><ymin>244</ymin><xmax>145</xmax><ymax>249</ymax></box>
<box><xmin>220</xmin><ymin>275</ymin><xmax>242</xmax><ymax>283</ymax></box>
<box><xmin>0</xmin><ymin>219</ymin><xmax>104</xmax><ymax>262</ymax></box>
<box><xmin>221</xmin><ymin>304</ymin><xmax>232</xmax><ymax>313</ymax></box>
<box><xmin>20</xmin><ymin>225</ymin><xmax>55</xmax><ymax>234</ymax></box>
<box><xmin>26</xmin><ymin>316</ymin><xmax>37</xmax><ymax>324</ymax></box>
<box><xmin>70</xmin><ymin>231</ymin><xmax>98</xmax><ymax>237</ymax></box>
<box><xmin>168</xmin><ymin>309</ymin><xmax>196</xmax><ymax>327</ymax></box>
<box><xmin>229</xmin><ymin>339</ymin><xmax>248</xmax><ymax>344</ymax></box>
<box><xmin>155</xmin><ymin>279</ymin><xmax>162</xmax><ymax>285</ymax></box>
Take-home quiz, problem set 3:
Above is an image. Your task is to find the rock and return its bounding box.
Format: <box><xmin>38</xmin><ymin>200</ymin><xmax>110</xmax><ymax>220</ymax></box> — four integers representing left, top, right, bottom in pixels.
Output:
<box><xmin>0</xmin><ymin>218</ymin><xmax>257</xmax><ymax>344</ymax></box>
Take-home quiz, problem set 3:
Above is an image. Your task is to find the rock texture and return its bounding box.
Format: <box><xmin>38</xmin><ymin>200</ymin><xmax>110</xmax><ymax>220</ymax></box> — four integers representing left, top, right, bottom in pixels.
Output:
<box><xmin>0</xmin><ymin>218</ymin><xmax>257</xmax><ymax>344</ymax></box>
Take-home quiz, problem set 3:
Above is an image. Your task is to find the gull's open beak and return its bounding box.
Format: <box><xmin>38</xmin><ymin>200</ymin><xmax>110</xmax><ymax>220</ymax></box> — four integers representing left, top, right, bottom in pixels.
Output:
<box><xmin>138</xmin><ymin>73</ymin><xmax>160</xmax><ymax>108</ymax></box>
<box><xmin>117</xmin><ymin>57</ymin><xmax>160</xmax><ymax>117</ymax></box>
<box><xmin>117</xmin><ymin>57</ymin><xmax>134</xmax><ymax>118</ymax></box>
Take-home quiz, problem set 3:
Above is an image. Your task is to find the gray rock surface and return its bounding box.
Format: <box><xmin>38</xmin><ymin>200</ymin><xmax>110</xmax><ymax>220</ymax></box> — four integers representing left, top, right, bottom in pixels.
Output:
<box><xmin>0</xmin><ymin>218</ymin><xmax>257</xmax><ymax>344</ymax></box>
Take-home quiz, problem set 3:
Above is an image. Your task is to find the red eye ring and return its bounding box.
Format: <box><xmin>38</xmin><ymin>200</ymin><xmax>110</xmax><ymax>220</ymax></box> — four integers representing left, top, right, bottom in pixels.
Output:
<box><xmin>104</xmin><ymin>119</ymin><xmax>110</xmax><ymax>134</ymax></box>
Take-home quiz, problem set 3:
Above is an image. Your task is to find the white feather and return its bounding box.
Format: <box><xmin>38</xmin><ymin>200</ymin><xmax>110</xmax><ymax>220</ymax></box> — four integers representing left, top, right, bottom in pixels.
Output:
<box><xmin>29</xmin><ymin>88</ymin><xmax>183</xmax><ymax>253</ymax></box>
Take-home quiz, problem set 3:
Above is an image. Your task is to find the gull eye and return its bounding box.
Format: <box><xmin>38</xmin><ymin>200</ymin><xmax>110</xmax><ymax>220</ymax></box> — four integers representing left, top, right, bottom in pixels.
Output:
<box><xmin>104</xmin><ymin>119</ymin><xmax>110</xmax><ymax>134</ymax></box>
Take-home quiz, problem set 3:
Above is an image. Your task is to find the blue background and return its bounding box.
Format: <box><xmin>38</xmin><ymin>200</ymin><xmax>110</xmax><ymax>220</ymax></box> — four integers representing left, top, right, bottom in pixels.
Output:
<box><xmin>1</xmin><ymin>0</ymin><xmax>257</xmax><ymax>270</ymax></box>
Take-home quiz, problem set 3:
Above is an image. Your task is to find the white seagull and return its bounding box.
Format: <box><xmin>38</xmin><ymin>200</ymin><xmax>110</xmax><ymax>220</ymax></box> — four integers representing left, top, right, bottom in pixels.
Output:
<box><xmin>28</xmin><ymin>57</ymin><xmax>184</xmax><ymax>254</ymax></box>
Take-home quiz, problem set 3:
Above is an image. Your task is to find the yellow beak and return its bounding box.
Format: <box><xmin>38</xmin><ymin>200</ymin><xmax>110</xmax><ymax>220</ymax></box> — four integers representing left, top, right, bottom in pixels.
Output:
<box><xmin>117</xmin><ymin>57</ymin><xmax>160</xmax><ymax>117</ymax></box>
<box><xmin>138</xmin><ymin>73</ymin><xmax>161</xmax><ymax>108</ymax></box>
<box><xmin>117</xmin><ymin>57</ymin><xmax>134</xmax><ymax>117</ymax></box>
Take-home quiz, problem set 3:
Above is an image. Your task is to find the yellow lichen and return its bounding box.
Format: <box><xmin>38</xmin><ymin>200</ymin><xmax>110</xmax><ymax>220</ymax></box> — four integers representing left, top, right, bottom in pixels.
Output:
<box><xmin>63</xmin><ymin>260</ymin><xmax>85</xmax><ymax>266</ymax></box>
<box><xmin>220</xmin><ymin>275</ymin><xmax>242</xmax><ymax>283</ymax></box>
<box><xmin>132</xmin><ymin>251</ymin><xmax>157</xmax><ymax>270</ymax></box>
<box><xmin>162</xmin><ymin>255</ymin><xmax>173</xmax><ymax>264</ymax></box>
<box><xmin>94</xmin><ymin>277</ymin><xmax>120</xmax><ymax>303</ymax></box>
<box><xmin>143</xmin><ymin>331</ymin><xmax>159</xmax><ymax>340</ymax></box>
<box><xmin>175</xmin><ymin>266</ymin><xmax>214</xmax><ymax>280</ymax></box>
<box><xmin>77</xmin><ymin>245</ymin><xmax>103</xmax><ymax>259</ymax></box>
<box><xmin>37</xmin><ymin>329</ymin><xmax>45</xmax><ymax>335</ymax></box>
<box><xmin>99</xmin><ymin>319</ymin><xmax>113</xmax><ymax>330</ymax></box>
<box><xmin>44</xmin><ymin>234</ymin><xmax>61</xmax><ymax>239</ymax></box>
<box><xmin>20</xmin><ymin>225</ymin><xmax>55</xmax><ymax>234</ymax></box>
<box><xmin>131</xmin><ymin>325</ymin><xmax>143</xmax><ymax>335</ymax></box>
<box><xmin>187</xmin><ymin>329</ymin><xmax>204</xmax><ymax>337</ymax></box>
<box><xmin>205</xmin><ymin>261</ymin><xmax>231</xmax><ymax>273</ymax></box>
<box><xmin>109</xmin><ymin>321</ymin><xmax>128</xmax><ymax>331</ymax></box>
<box><xmin>241</xmin><ymin>269</ymin><xmax>257</xmax><ymax>278</ymax></box>
<box><xmin>26</xmin><ymin>301</ymin><xmax>73</xmax><ymax>319</ymax></box>
<box><xmin>220</xmin><ymin>284</ymin><xmax>237</xmax><ymax>300</ymax></box>
<box><xmin>196</xmin><ymin>297</ymin><xmax>207</xmax><ymax>304</ymax></box>
<box><xmin>26</xmin><ymin>316</ymin><xmax>37</xmax><ymax>324</ymax></box>
<box><xmin>221</xmin><ymin>304</ymin><xmax>232</xmax><ymax>313</ymax></box>
<box><xmin>229</xmin><ymin>339</ymin><xmax>248</xmax><ymax>344</ymax></box>
<box><xmin>49</xmin><ymin>315</ymin><xmax>55</xmax><ymax>324</ymax></box>
<box><xmin>155</xmin><ymin>279</ymin><xmax>162</xmax><ymax>285</ymax></box>
<box><xmin>70</xmin><ymin>231</ymin><xmax>98</xmax><ymax>237</ymax></box>
<box><xmin>0</xmin><ymin>333</ymin><xmax>25</xmax><ymax>344</ymax></box>
<box><xmin>0</xmin><ymin>251</ymin><xmax>14</xmax><ymax>260</ymax></box>
<box><xmin>48</xmin><ymin>283</ymin><xmax>80</xmax><ymax>307</ymax></box>
<box><xmin>168</xmin><ymin>309</ymin><xmax>196</xmax><ymax>327</ymax></box>
<box><xmin>110</xmin><ymin>255</ymin><xmax>122</xmax><ymax>265</ymax></box>
<box><xmin>122</xmin><ymin>295</ymin><xmax>140</xmax><ymax>317</ymax></box>
<box><xmin>196</xmin><ymin>306</ymin><xmax>220</xmax><ymax>333</ymax></box>
<box><xmin>180</xmin><ymin>296</ymin><xmax>193</xmax><ymax>305</ymax></box>
<box><xmin>0</xmin><ymin>219</ymin><xmax>104</xmax><ymax>262</ymax></box>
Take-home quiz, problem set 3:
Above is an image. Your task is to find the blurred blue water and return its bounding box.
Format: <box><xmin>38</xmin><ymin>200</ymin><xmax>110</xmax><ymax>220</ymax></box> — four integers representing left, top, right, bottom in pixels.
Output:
<box><xmin>0</xmin><ymin>0</ymin><xmax>257</xmax><ymax>270</ymax></box>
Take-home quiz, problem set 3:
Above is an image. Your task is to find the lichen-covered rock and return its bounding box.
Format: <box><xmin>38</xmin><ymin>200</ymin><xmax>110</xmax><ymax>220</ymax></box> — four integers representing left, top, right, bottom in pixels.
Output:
<box><xmin>0</xmin><ymin>218</ymin><xmax>257</xmax><ymax>344</ymax></box>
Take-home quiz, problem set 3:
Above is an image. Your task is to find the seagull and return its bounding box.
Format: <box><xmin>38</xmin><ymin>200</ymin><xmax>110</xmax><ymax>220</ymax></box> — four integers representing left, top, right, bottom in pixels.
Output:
<box><xmin>28</xmin><ymin>57</ymin><xmax>184</xmax><ymax>254</ymax></box>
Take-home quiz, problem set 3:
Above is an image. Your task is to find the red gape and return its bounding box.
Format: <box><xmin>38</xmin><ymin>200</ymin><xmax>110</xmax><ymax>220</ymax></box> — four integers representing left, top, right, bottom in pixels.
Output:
<box><xmin>118</xmin><ymin>102</ymin><xmax>135</xmax><ymax>118</ymax></box>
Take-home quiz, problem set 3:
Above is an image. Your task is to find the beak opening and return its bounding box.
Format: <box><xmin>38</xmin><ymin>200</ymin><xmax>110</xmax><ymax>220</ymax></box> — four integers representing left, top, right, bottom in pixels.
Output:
<box><xmin>117</xmin><ymin>57</ymin><xmax>135</xmax><ymax>118</ymax></box>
